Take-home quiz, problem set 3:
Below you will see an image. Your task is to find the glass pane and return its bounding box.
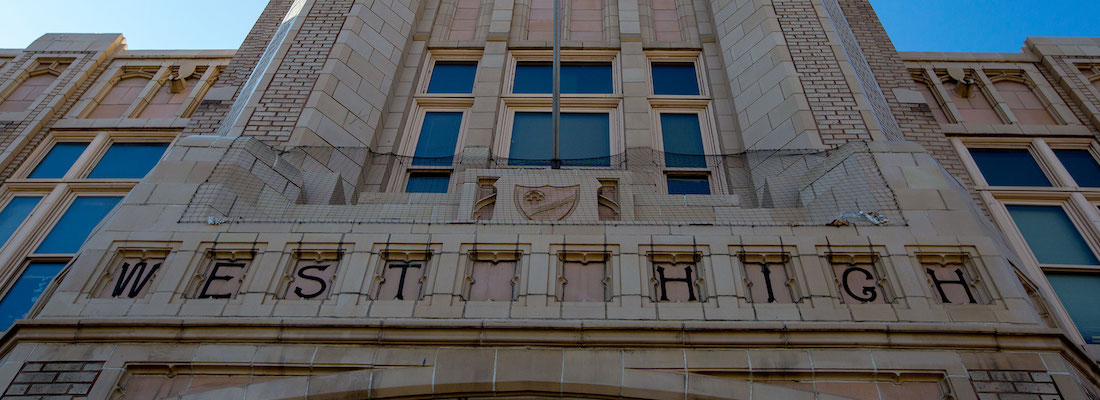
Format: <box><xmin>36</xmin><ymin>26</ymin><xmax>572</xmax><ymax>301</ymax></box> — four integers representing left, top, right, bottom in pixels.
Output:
<box><xmin>0</xmin><ymin>197</ymin><xmax>41</xmax><ymax>249</ymax></box>
<box><xmin>508</xmin><ymin>112</ymin><xmax>610</xmax><ymax>166</ymax></box>
<box><xmin>1055</xmin><ymin>149</ymin><xmax>1100</xmax><ymax>187</ymax></box>
<box><xmin>1045</xmin><ymin>273</ymin><xmax>1100</xmax><ymax>344</ymax></box>
<box><xmin>1006</xmin><ymin>205</ymin><xmax>1099</xmax><ymax>265</ymax></box>
<box><xmin>87</xmin><ymin>143</ymin><xmax>169</xmax><ymax>179</ymax></box>
<box><xmin>509</xmin><ymin>112</ymin><xmax>553</xmax><ymax>166</ymax></box>
<box><xmin>969</xmin><ymin>149</ymin><xmax>1050</xmax><ymax>187</ymax></box>
<box><xmin>0</xmin><ymin>262</ymin><xmax>66</xmax><ymax>331</ymax></box>
<box><xmin>406</xmin><ymin>172</ymin><xmax>451</xmax><ymax>193</ymax></box>
<box><xmin>660</xmin><ymin>114</ymin><xmax>706</xmax><ymax>168</ymax></box>
<box><xmin>561</xmin><ymin>113</ymin><xmax>611</xmax><ymax>166</ymax></box>
<box><xmin>27</xmin><ymin>142</ymin><xmax>88</xmax><ymax>179</ymax></box>
<box><xmin>35</xmin><ymin>196</ymin><xmax>122</xmax><ymax>254</ymax></box>
<box><xmin>513</xmin><ymin>62</ymin><xmax>613</xmax><ymax>94</ymax></box>
<box><xmin>426</xmin><ymin>62</ymin><xmax>477</xmax><ymax>93</ymax></box>
<box><xmin>652</xmin><ymin>63</ymin><xmax>700</xmax><ymax>95</ymax></box>
<box><xmin>412</xmin><ymin>112</ymin><xmax>462</xmax><ymax>166</ymax></box>
<box><xmin>668</xmin><ymin>175</ymin><xmax>711</xmax><ymax>195</ymax></box>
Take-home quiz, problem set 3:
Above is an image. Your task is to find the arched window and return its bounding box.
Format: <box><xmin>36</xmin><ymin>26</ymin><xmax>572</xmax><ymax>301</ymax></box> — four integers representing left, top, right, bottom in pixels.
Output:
<box><xmin>993</xmin><ymin>79</ymin><xmax>1056</xmax><ymax>125</ymax></box>
<box><xmin>0</xmin><ymin>63</ymin><xmax>66</xmax><ymax>113</ymax></box>
<box><xmin>87</xmin><ymin>75</ymin><xmax>152</xmax><ymax>119</ymax></box>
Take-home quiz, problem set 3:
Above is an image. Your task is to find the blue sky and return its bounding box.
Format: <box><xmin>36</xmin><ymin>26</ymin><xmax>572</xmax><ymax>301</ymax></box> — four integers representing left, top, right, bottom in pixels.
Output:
<box><xmin>1</xmin><ymin>0</ymin><xmax>1099</xmax><ymax>52</ymax></box>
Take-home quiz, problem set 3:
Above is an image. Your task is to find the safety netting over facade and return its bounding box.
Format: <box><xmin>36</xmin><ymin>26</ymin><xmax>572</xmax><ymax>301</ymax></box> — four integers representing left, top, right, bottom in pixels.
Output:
<box><xmin>181</xmin><ymin>139</ymin><xmax>904</xmax><ymax>226</ymax></box>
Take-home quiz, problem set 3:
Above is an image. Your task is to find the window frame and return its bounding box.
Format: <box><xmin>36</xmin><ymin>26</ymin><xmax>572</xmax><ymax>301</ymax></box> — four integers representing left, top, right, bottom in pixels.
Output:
<box><xmin>650</xmin><ymin>103</ymin><xmax>725</xmax><ymax>195</ymax></box>
<box><xmin>953</xmin><ymin>136</ymin><xmax>1100</xmax><ymax>347</ymax></box>
<box><xmin>502</xmin><ymin>50</ymin><xmax>622</xmax><ymax>97</ymax></box>
<box><xmin>493</xmin><ymin>99</ymin><xmax>625</xmax><ymax>168</ymax></box>
<box><xmin>415</xmin><ymin>49</ymin><xmax>483</xmax><ymax>96</ymax></box>
<box><xmin>389</xmin><ymin>99</ymin><xmax>474</xmax><ymax>193</ymax></box>
<box><xmin>645</xmin><ymin>50</ymin><xmax>709</xmax><ymax>98</ymax></box>
<box><xmin>12</xmin><ymin>131</ymin><xmax>176</xmax><ymax>183</ymax></box>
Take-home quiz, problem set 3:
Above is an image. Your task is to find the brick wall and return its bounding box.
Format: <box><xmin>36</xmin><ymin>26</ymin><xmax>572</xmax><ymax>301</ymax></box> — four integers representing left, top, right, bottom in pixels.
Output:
<box><xmin>2</xmin><ymin>361</ymin><xmax>103</xmax><ymax>399</ymax></box>
<box><xmin>241</xmin><ymin>0</ymin><xmax>356</xmax><ymax>143</ymax></box>
<box><xmin>833</xmin><ymin>0</ymin><xmax>985</xmax><ymax>212</ymax></box>
<box><xmin>970</xmin><ymin>370</ymin><xmax>1063</xmax><ymax>400</ymax></box>
<box><xmin>182</xmin><ymin>0</ymin><xmax>295</xmax><ymax>137</ymax></box>
<box><xmin>773</xmin><ymin>0</ymin><xmax>871</xmax><ymax>146</ymax></box>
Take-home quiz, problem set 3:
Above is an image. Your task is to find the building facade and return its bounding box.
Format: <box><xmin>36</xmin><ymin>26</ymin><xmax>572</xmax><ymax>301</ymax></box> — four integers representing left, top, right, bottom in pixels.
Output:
<box><xmin>0</xmin><ymin>0</ymin><xmax>1096</xmax><ymax>398</ymax></box>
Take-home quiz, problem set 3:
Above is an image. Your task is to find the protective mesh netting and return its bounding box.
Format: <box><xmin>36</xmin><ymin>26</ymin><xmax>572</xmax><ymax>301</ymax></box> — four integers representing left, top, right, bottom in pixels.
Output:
<box><xmin>181</xmin><ymin>139</ymin><xmax>903</xmax><ymax>226</ymax></box>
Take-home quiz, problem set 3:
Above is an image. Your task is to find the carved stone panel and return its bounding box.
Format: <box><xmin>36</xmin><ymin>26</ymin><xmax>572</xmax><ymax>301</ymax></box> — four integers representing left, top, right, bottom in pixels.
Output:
<box><xmin>282</xmin><ymin>250</ymin><xmax>342</xmax><ymax>300</ymax></box>
<box><xmin>94</xmin><ymin>249</ymin><xmax>169</xmax><ymax>299</ymax></box>
<box><xmin>829</xmin><ymin>253</ymin><xmax>890</xmax><ymax>304</ymax></box>
<box><xmin>374</xmin><ymin>249</ymin><xmax>433</xmax><ymax>301</ymax></box>
<box><xmin>648</xmin><ymin>252</ymin><xmax>704</xmax><ymax>303</ymax></box>
<box><xmin>740</xmin><ymin>253</ymin><xmax>795</xmax><ymax>304</ymax></box>
<box><xmin>189</xmin><ymin>250</ymin><xmax>254</xmax><ymax>299</ymax></box>
<box><xmin>558</xmin><ymin>251</ymin><xmax>610</xmax><ymax>302</ymax></box>
<box><xmin>919</xmin><ymin>253</ymin><xmax>987</xmax><ymax>305</ymax></box>
<box><xmin>514</xmin><ymin>185</ymin><xmax>579</xmax><ymax>221</ymax></box>
<box><xmin>464</xmin><ymin>250</ymin><xmax>521</xmax><ymax>301</ymax></box>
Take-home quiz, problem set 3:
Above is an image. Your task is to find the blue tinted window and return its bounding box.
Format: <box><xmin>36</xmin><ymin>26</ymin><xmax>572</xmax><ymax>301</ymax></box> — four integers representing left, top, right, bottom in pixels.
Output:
<box><xmin>0</xmin><ymin>262</ymin><xmax>65</xmax><ymax>331</ymax></box>
<box><xmin>1046</xmin><ymin>273</ymin><xmax>1100</xmax><ymax>344</ymax></box>
<box><xmin>652</xmin><ymin>63</ymin><xmax>699</xmax><ymax>95</ymax></box>
<box><xmin>661</xmin><ymin>114</ymin><xmax>706</xmax><ymax>168</ymax></box>
<box><xmin>412</xmin><ymin>112</ymin><xmax>462</xmax><ymax>166</ymax></box>
<box><xmin>35</xmin><ymin>196</ymin><xmax>122</xmax><ymax>254</ymax></box>
<box><xmin>668</xmin><ymin>175</ymin><xmax>710</xmax><ymax>195</ymax></box>
<box><xmin>28</xmin><ymin>142</ymin><xmax>88</xmax><ymax>179</ymax></box>
<box><xmin>513</xmin><ymin>62</ymin><xmax>613</xmax><ymax>94</ymax></box>
<box><xmin>406</xmin><ymin>172</ymin><xmax>451</xmax><ymax>193</ymax></box>
<box><xmin>970</xmin><ymin>149</ymin><xmax>1050</xmax><ymax>187</ymax></box>
<box><xmin>0</xmin><ymin>197</ymin><xmax>41</xmax><ymax>249</ymax></box>
<box><xmin>1055</xmin><ymin>149</ymin><xmax>1100</xmax><ymax>187</ymax></box>
<box><xmin>508</xmin><ymin>112</ymin><xmax>610</xmax><ymax>167</ymax></box>
<box><xmin>427</xmin><ymin>62</ymin><xmax>477</xmax><ymax>93</ymax></box>
<box><xmin>1006</xmin><ymin>205</ymin><xmax>1098</xmax><ymax>265</ymax></box>
<box><xmin>88</xmin><ymin>143</ymin><xmax>169</xmax><ymax>179</ymax></box>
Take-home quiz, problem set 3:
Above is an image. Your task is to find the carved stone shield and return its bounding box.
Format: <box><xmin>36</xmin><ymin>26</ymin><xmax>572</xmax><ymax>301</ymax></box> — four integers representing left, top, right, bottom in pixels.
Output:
<box><xmin>514</xmin><ymin>185</ymin><xmax>580</xmax><ymax>221</ymax></box>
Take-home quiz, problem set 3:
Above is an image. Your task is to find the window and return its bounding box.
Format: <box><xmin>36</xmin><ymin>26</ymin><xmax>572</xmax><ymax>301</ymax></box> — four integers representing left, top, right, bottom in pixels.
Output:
<box><xmin>969</xmin><ymin>148</ymin><xmax>1050</xmax><ymax>187</ymax></box>
<box><xmin>426</xmin><ymin>62</ymin><xmax>477</xmax><ymax>94</ymax></box>
<box><xmin>660</xmin><ymin>113</ymin><xmax>706</xmax><ymax>168</ymax></box>
<box><xmin>0</xmin><ymin>262</ymin><xmax>66</xmax><ymax>330</ymax></box>
<box><xmin>1054</xmin><ymin>149</ymin><xmax>1100</xmax><ymax>187</ymax></box>
<box><xmin>411</xmin><ymin>112</ymin><xmax>462</xmax><ymax>166</ymax></box>
<box><xmin>508</xmin><ymin>112</ymin><xmax>611</xmax><ymax>166</ymax></box>
<box><xmin>652</xmin><ymin>63</ymin><xmax>699</xmax><ymax>95</ymax></box>
<box><xmin>667</xmin><ymin>174</ymin><xmax>710</xmax><ymax>195</ymax></box>
<box><xmin>406</xmin><ymin>172</ymin><xmax>451</xmax><ymax>193</ymax></box>
<box><xmin>1046</xmin><ymin>273</ymin><xmax>1100</xmax><ymax>344</ymax></box>
<box><xmin>513</xmin><ymin>62</ymin><xmax>613</xmax><ymax>94</ymax></box>
<box><xmin>1006</xmin><ymin>205</ymin><xmax>1098</xmax><ymax>265</ymax></box>
<box><xmin>88</xmin><ymin>142</ymin><xmax>170</xmax><ymax>179</ymax></box>
<box><xmin>27</xmin><ymin>142</ymin><xmax>88</xmax><ymax>179</ymax></box>
<box><xmin>0</xmin><ymin>197</ymin><xmax>41</xmax><ymax>248</ymax></box>
<box><xmin>35</xmin><ymin>196</ymin><xmax>122</xmax><ymax>255</ymax></box>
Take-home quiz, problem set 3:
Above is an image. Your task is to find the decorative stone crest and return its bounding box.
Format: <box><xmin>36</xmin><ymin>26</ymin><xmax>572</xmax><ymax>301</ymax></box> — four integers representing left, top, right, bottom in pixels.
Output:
<box><xmin>513</xmin><ymin>184</ymin><xmax>579</xmax><ymax>221</ymax></box>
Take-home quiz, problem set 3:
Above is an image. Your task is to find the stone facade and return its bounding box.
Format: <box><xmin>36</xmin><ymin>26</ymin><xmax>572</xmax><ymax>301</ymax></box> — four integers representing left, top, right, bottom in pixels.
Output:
<box><xmin>0</xmin><ymin>1</ymin><xmax>1098</xmax><ymax>399</ymax></box>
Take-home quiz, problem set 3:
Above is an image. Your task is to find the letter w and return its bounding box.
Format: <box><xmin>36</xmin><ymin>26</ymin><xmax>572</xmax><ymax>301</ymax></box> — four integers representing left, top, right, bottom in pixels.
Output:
<box><xmin>112</xmin><ymin>261</ymin><xmax>161</xmax><ymax>298</ymax></box>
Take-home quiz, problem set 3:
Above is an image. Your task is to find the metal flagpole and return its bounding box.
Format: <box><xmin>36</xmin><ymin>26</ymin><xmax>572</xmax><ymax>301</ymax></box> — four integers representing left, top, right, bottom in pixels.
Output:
<box><xmin>551</xmin><ymin>0</ymin><xmax>562</xmax><ymax>169</ymax></box>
